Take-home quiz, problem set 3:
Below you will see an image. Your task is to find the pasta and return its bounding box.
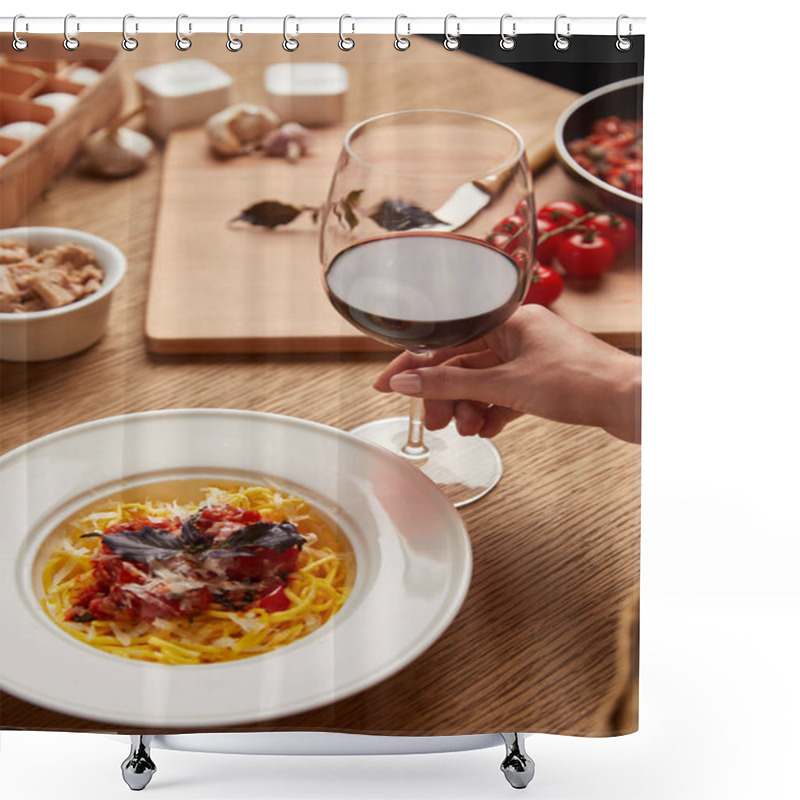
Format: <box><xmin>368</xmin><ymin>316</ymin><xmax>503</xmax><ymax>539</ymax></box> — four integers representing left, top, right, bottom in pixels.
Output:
<box><xmin>40</xmin><ymin>481</ymin><xmax>353</xmax><ymax>665</ymax></box>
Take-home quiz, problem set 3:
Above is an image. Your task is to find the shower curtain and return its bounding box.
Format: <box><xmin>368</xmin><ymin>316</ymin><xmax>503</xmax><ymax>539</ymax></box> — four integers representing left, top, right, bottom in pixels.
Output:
<box><xmin>0</xmin><ymin>23</ymin><xmax>643</xmax><ymax>745</ymax></box>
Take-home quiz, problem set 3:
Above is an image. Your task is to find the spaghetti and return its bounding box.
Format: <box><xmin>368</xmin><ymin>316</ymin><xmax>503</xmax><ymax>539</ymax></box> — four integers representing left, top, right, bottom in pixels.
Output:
<box><xmin>40</xmin><ymin>482</ymin><xmax>353</xmax><ymax>665</ymax></box>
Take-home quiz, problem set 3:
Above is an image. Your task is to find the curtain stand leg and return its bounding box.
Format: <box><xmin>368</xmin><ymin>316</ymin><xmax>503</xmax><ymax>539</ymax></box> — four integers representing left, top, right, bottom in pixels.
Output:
<box><xmin>500</xmin><ymin>733</ymin><xmax>535</xmax><ymax>789</ymax></box>
<box><xmin>121</xmin><ymin>735</ymin><xmax>157</xmax><ymax>791</ymax></box>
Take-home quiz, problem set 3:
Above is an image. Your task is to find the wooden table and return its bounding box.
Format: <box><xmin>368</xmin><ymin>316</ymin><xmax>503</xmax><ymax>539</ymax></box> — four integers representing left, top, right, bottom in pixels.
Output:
<box><xmin>0</xmin><ymin>35</ymin><xmax>640</xmax><ymax>736</ymax></box>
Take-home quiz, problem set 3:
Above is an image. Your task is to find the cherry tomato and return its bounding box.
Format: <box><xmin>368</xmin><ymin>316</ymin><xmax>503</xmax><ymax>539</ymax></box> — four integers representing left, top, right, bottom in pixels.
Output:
<box><xmin>557</xmin><ymin>231</ymin><xmax>616</xmax><ymax>278</ymax></box>
<box><xmin>492</xmin><ymin>213</ymin><xmax>526</xmax><ymax>237</ymax></box>
<box><xmin>486</xmin><ymin>231</ymin><xmax>515</xmax><ymax>254</ymax></box>
<box><xmin>515</xmin><ymin>197</ymin><xmax>532</xmax><ymax>218</ymax></box>
<box><xmin>523</xmin><ymin>264</ymin><xmax>564</xmax><ymax>307</ymax></box>
<box><xmin>586</xmin><ymin>212</ymin><xmax>637</xmax><ymax>255</ymax></box>
<box><xmin>537</xmin><ymin>200</ymin><xmax>586</xmax><ymax>226</ymax></box>
<box><xmin>257</xmin><ymin>584</ymin><xmax>291</xmax><ymax>612</ymax></box>
<box><xmin>535</xmin><ymin>217</ymin><xmax>565</xmax><ymax>265</ymax></box>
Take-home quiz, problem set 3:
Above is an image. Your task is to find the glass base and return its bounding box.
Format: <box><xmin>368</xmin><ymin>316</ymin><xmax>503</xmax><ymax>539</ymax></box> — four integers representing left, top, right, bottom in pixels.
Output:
<box><xmin>348</xmin><ymin>416</ymin><xmax>502</xmax><ymax>507</ymax></box>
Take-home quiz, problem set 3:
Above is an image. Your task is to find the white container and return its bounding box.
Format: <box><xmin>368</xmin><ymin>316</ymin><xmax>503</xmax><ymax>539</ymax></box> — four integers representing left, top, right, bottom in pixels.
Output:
<box><xmin>264</xmin><ymin>63</ymin><xmax>348</xmax><ymax>126</ymax></box>
<box><xmin>0</xmin><ymin>227</ymin><xmax>126</xmax><ymax>361</ymax></box>
<box><xmin>135</xmin><ymin>60</ymin><xmax>232</xmax><ymax>139</ymax></box>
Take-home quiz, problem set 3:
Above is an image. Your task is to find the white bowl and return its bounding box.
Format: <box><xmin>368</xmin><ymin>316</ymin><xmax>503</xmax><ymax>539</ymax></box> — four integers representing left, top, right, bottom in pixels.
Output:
<box><xmin>0</xmin><ymin>227</ymin><xmax>126</xmax><ymax>361</ymax></box>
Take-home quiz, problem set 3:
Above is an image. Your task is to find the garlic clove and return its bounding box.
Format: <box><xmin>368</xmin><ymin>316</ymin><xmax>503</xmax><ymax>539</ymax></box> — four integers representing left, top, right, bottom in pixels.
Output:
<box><xmin>205</xmin><ymin>103</ymin><xmax>280</xmax><ymax>157</ymax></box>
<box><xmin>262</xmin><ymin>122</ymin><xmax>313</xmax><ymax>162</ymax></box>
<box><xmin>82</xmin><ymin>127</ymin><xmax>154</xmax><ymax>178</ymax></box>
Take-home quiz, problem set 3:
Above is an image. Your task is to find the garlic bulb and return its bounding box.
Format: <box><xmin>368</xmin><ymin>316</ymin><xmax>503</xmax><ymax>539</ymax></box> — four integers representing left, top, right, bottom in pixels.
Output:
<box><xmin>205</xmin><ymin>104</ymin><xmax>280</xmax><ymax>157</ymax></box>
<box><xmin>82</xmin><ymin>127</ymin><xmax>154</xmax><ymax>178</ymax></box>
<box><xmin>262</xmin><ymin>122</ymin><xmax>313</xmax><ymax>163</ymax></box>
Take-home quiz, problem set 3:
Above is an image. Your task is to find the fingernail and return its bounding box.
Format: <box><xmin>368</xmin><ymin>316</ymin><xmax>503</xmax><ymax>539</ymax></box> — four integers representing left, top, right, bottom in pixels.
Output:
<box><xmin>389</xmin><ymin>373</ymin><xmax>423</xmax><ymax>396</ymax></box>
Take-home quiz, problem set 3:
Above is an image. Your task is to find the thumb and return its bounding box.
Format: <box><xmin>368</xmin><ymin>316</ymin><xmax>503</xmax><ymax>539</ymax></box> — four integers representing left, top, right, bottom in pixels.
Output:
<box><xmin>388</xmin><ymin>364</ymin><xmax>509</xmax><ymax>405</ymax></box>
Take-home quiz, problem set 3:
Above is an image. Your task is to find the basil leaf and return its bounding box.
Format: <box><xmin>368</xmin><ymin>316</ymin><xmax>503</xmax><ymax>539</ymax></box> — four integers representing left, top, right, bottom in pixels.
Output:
<box><xmin>99</xmin><ymin>526</ymin><xmax>185</xmax><ymax>563</ymax></box>
<box><xmin>214</xmin><ymin>520</ymin><xmax>304</xmax><ymax>553</ymax></box>
<box><xmin>179</xmin><ymin>515</ymin><xmax>206</xmax><ymax>548</ymax></box>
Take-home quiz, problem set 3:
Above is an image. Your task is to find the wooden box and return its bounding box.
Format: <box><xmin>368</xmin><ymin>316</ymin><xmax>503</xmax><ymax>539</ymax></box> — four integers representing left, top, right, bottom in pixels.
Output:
<box><xmin>0</xmin><ymin>36</ymin><xmax>123</xmax><ymax>227</ymax></box>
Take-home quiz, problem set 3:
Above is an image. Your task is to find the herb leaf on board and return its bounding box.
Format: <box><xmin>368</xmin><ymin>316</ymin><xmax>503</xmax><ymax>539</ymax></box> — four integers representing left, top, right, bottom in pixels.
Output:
<box><xmin>230</xmin><ymin>200</ymin><xmax>309</xmax><ymax>229</ymax></box>
<box><xmin>369</xmin><ymin>199</ymin><xmax>444</xmax><ymax>231</ymax></box>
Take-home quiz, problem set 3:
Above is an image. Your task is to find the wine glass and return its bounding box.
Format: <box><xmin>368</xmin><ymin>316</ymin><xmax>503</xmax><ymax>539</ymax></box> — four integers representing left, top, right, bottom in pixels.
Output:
<box><xmin>320</xmin><ymin>109</ymin><xmax>533</xmax><ymax>507</ymax></box>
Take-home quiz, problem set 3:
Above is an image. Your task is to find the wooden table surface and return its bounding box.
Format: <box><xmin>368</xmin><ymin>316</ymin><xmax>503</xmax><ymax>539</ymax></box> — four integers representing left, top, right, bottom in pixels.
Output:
<box><xmin>0</xmin><ymin>35</ymin><xmax>640</xmax><ymax>736</ymax></box>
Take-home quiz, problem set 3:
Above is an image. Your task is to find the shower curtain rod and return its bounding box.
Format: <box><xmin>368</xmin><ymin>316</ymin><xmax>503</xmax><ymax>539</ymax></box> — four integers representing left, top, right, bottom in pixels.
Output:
<box><xmin>1</xmin><ymin>16</ymin><xmax>645</xmax><ymax>37</ymax></box>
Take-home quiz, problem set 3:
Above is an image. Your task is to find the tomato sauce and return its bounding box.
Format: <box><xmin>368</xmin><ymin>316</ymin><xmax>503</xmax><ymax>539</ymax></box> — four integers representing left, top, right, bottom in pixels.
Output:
<box><xmin>567</xmin><ymin>116</ymin><xmax>643</xmax><ymax>197</ymax></box>
<box><xmin>66</xmin><ymin>504</ymin><xmax>300</xmax><ymax>624</ymax></box>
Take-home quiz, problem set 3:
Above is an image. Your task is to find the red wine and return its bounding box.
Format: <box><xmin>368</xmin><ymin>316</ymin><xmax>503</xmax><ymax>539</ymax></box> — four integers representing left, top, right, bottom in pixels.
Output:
<box><xmin>325</xmin><ymin>233</ymin><xmax>525</xmax><ymax>350</ymax></box>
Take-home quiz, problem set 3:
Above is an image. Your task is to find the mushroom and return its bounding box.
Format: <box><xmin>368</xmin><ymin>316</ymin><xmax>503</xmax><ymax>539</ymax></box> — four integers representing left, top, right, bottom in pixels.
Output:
<box><xmin>205</xmin><ymin>104</ymin><xmax>280</xmax><ymax>157</ymax></box>
<box><xmin>262</xmin><ymin>122</ymin><xmax>313</xmax><ymax>163</ymax></box>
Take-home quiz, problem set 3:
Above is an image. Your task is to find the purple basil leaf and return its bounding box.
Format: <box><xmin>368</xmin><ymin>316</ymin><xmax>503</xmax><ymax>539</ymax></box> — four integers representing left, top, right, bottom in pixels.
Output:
<box><xmin>214</xmin><ymin>521</ymin><xmax>304</xmax><ymax>553</ymax></box>
<box><xmin>99</xmin><ymin>526</ymin><xmax>186</xmax><ymax>563</ymax></box>
<box><xmin>179</xmin><ymin>515</ymin><xmax>206</xmax><ymax>548</ymax></box>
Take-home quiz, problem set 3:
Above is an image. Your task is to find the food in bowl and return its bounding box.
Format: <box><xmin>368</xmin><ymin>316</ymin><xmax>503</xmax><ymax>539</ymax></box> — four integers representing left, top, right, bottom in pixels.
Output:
<box><xmin>40</xmin><ymin>478</ymin><xmax>354</xmax><ymax>665</ymax></box>
<box><xmin>0</xmin><ymin>226</ymin><xmax>126</xmax><ymax>361</ymax></box>
<box><xmin>0</xmin><ymin>239</ymin><xmax>105</xmax><ymax>313</ymax></box>
<box><xmin>566</xmin><ymin>116</ymin><xmax>643</xmax><ymax>197</ymax></box>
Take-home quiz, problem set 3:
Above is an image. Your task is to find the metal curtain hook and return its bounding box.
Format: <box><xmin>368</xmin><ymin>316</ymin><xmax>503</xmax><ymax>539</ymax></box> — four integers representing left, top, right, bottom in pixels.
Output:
<box><xmin>616</xmin><ymin>15</ymin><xmax>632</xmax><ymax>51</ymax></box>
<box><xmin>554</xmin><ymin>14</ymin><xmax>570</xmax><ymax>51</ymax></box>
<box><xmin>283</xmin><ymin>15</ymin><xmax>299</xmax><ymax>51</ymax></box>
<box><xmin>12</xmin><ymin>14</ymin><xmax>29</xmax><ymax>51</ymax></box>
<box><xmin>176</xmin><ymin>14</ymin><xmax>192</xmax><ymax>51</ymax></box>
<box><xmin>443</xmin><ymin>14</ymin><xmax>460</xmax><ymax>50</ymax></box>
<box><xmin>394</xmin><ymin>15</ymin><xmax>410</xmax><ymax>51</ymax></box>
<box><xmin>500</xmin><ymin>14</ymin><xmax>516</xmax><ymax>50</ymax></box>
<box><xmin>122</xmin><ymin>14</ymin><xmax>138</xmax><ymax>51</ymax></box>
<box><xmin>339</xmin><ymin>14</ymin><xmax>355</xmax><ymax>50</ymax></box>
<box><xmin>227</xmin><ymin>15</ymin><xmax>243</xmax><ymax>51</ymax></box>
<box><xmin>64</xmin><ymin>13</ymin><xmax>79</xmax><ymax>51</ymax></box>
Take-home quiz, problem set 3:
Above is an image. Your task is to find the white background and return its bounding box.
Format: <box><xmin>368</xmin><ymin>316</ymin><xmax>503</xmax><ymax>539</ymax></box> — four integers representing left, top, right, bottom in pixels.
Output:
<box><xmin>2</xmin><ymin>1</ymin><xmax>799</xmax><ymax>799</ymax></box>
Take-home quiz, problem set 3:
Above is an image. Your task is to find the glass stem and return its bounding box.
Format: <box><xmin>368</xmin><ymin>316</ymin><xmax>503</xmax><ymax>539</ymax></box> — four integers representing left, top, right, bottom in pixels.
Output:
<box><xmin>402</xmin><ymin>396</ymin><xmax>429</xmax><ymax>458</ymax></box>
<box><xmin>401</xmin><ymin>350</ymin><xmax>432</xmax><ymax>459</ymax></box>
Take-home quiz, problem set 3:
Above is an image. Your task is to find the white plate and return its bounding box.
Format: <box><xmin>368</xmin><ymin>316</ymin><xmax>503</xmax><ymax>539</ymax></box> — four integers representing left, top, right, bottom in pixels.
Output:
<box><xmin>0</xmin><ymin>409</ymin><xmax>471</xmax><ymax>728</ymax></box>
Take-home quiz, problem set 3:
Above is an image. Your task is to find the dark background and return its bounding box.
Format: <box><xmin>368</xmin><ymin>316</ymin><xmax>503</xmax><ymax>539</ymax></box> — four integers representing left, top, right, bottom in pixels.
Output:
<box><xmin>424</xmin><ymin>34</ymin><xmax>645</xmax><ymax>93</ymax></box>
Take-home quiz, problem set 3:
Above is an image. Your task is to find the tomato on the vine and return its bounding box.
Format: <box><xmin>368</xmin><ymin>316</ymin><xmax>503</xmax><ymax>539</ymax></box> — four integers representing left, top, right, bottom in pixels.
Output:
<box><xmin>515</xmin><ymin>197</ymin><xmax>532</xmax><ymax>219</ymax></box>
<box><xmin>492</xmin><ymin>213</ymin><xmax>526</xmax><ymax>237</ymax></box>
<box><xmin>486</xmin><ymin>230</ymin><xmax>516</xmax><ymax>254</ymax></box>
<box><xmin>535</xmin><ymin>217</ymin><xmax>566</xmax><ymax>265</ymax></box>
<box><xmin>523</xmin><ymin>264</ymin><xmax>563</xmax><ymax>307</ymax></box>
<box><xmin>557</xmin><ymin>231</ymin><xmax>615</xmax><ymax>278</ymax></box>
<box><xmin>585</xmin><ymin>212</ymin><xmax>636</xmax><ymax>255</ymax></box>
<box><xmin>537</xmin><ymin>200</ymin><xmax>586</xmax><ymax>226</ymax></box>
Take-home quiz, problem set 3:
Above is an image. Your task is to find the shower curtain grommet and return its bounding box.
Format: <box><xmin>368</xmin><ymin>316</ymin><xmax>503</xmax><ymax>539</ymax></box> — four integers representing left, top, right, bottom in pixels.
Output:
<box><xmin>394</xmin><ymin>15</ymin><xmax>411</xmax><ymax>50</ymax></box>
<box><xmin>283</xmin><ymin>15</ymin><xmax>300</xmax><ymax>51</ymax></box>
<box><xmin>226</xmin><ymin>15</ymin><xmax>243</xmax><ymax>52</ymax></box>
<box><xmin>175</xmin><ymin>13</ymin><xmax>192</xmax><ymax>50</ymax></box>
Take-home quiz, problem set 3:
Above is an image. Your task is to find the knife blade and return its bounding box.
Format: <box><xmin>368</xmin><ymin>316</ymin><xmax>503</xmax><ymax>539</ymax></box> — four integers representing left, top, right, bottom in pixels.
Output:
<box><xmin>428</xmin><ymin>164</ymin><xmax>519</xmax><ymax>232</ymax></box>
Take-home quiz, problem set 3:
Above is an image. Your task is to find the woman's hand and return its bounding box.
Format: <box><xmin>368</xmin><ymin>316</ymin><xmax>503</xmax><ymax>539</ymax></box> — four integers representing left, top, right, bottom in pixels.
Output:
<box><xmin>374</xmin><ymin>305</ymin><xmax>641</xmax><ymax>443</ymax></box>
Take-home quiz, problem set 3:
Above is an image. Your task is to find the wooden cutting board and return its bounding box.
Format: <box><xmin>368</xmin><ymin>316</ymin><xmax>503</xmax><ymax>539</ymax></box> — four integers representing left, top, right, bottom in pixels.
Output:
<box><xmin>145</xmin><ymin>37</ymin><xmax>636</xmax><ymax>354</ymax></box>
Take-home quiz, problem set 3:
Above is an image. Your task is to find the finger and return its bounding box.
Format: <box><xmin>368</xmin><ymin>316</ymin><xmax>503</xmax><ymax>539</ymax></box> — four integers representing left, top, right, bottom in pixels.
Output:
<box><xmin>388</xmin><ymin>363</ymin><xmax>511</xmax><ymax>405</ymax></box>
<box><xmin>424</xmin><ymin>398</ymin><xmax>456</xmax><ymax>431</ymax></box>
<box><xmin>478</xmin><ymin>406</ymin><xmax>522</xmax><ymax>438</ymax></box>
<box><xmin>373</xmin><ymin>340</ymin><xmax>489</xmax><ymax>392</ymax></box>
<box><xmin>453</xmin><ymin>400</ymin><xmax>487</xmax><ymax>436</ymax></box>
<box><xmin>440</xmin><ymin>349</ymin><xmax>504</xmax><ymax>371</ymax></box>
